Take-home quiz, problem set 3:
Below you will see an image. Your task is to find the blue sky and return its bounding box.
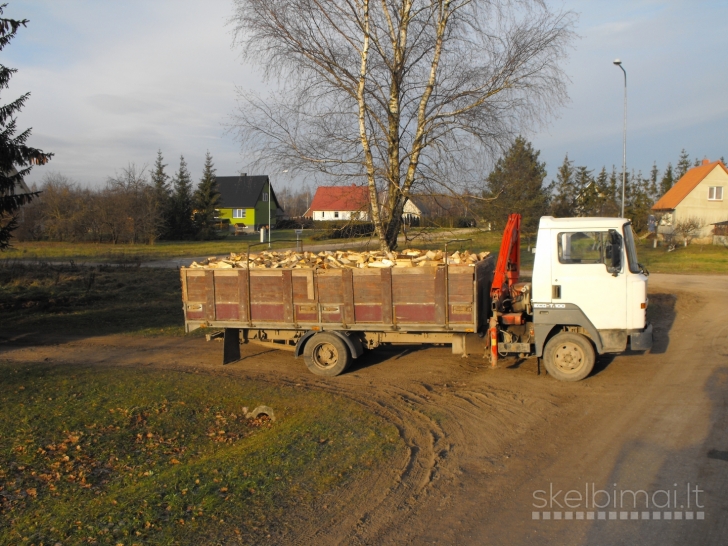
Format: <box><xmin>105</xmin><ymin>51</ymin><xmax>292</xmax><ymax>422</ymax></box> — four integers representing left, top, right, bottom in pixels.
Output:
<box><xmin>4</xmin><ymin>0</ymin><xmax>727</xmax><ymax>189</ymax></box>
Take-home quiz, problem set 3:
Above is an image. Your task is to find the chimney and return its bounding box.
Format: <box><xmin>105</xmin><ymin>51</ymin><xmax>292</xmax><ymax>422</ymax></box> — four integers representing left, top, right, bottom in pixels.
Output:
<box><xmin>702</xmin><ymin>159</ymin><xmax>710</xmax><ymax>165</ymax></box>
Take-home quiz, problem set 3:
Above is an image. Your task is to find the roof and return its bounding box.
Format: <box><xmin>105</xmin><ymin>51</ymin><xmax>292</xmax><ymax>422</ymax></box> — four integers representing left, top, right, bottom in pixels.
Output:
<box><xmin>216</xmin><ymin>174</ymin><xmax>281</xmax><ymax>210</ymax></box>
<box><xmin>652</xmin><ymin>160</ymin><xmax>728</xmax><ymax>211</ymax></box>
<box><xmin>538</xmin><ymin>216</ymin><xmax>629</xmax><ymax>230</ymax></box>
<box><xmin>308</xmin><ymin>185</ymin><xmax>370</xmax><ymax>212</ymax></box>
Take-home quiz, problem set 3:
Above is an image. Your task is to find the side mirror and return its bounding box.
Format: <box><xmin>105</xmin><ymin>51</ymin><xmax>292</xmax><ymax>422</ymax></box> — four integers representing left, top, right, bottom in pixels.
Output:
<box><xmin>606</xmin><ymin>229</ymin><xmax>622</xmax><ymax>276</ymax></box>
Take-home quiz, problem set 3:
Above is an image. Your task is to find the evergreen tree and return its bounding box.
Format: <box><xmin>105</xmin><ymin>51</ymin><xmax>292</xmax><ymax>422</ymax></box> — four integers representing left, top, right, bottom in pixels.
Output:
<box><xmin>550</xmin><ymin>154</ymin><xmax>575</xmax><ymax>217</ymax></box>
<box><xmin>193</xmin><ymin>151</ymin><xmax>220</xmax><ymax>240</ymax></box>
<box><xmin>150</xmin><ymin>149</ymin><xmax>172</xmax><ymax>239</ymax></box>
<box><xmin>573</xmin><ymin>166</ymin><xmax>598</xmax><ymax>216</ymax></box>
<box><xmin>660</xmin><ymin>163</ymin><xmax>674</xmax><ymax>196</ymax></box>
<box><xmin>595</xmin><ymin>167</ymin><xmax>617</xmax><ymax>216</ymax></box>
<box><xmin>607</xmin><ymin>166</ymin><xmax>619</xmax><ymax>213</ymax></box>
<box><xmin>675</xmin><ymin>148</ymin><xmax>691</xmax><ymax>180</ymax></box>
<box><xmin>481</xmin><ymin>137</ymin><xmax>549</xmax><ymax>233</ymax></box>
<box><xmin>169</xmin><ymin>155</ymin><xmax>196</xmax><ymax>239</ymax></box>
<box><xmin>648</xmin><ymin>162</ymin><xmax>659</xmax><ymax>200</ymax></box>
<box><xmin>0</xmin><ymin>8</ymin><xmax>53</xmax><ymax>249</ymax></box>
<box><xmin>626</xmin><ymin>170</ymin><xmax>652</xmax><ymax>232</ymax></box>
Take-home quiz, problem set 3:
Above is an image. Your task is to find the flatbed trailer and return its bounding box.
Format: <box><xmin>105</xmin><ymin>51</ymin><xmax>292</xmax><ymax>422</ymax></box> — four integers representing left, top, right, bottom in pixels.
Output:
<box><xmin>181</xmin><ymin>256</ymin><xmax>496</xmax><ymax>374</ymax></box>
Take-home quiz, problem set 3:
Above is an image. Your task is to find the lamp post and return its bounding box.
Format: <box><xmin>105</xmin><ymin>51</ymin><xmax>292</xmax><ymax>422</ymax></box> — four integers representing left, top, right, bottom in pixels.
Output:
<box><xmin>613</xmin><ymin>59</ymin><xmax>627</xmax><ymax>218</ymax></box>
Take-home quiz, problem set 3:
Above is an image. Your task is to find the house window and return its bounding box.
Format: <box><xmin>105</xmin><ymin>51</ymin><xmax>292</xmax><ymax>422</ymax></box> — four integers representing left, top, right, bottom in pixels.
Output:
<box><xmin>709</xmin><ymin>186</ymin><xmax>723</xmax><ymax>201</ymax></box>
<box><xmin>321</xmin><ymin>212</ymin><xmax>325</xmax><ymax>218</ymax></box>
<box><xmin>233</xmin><ymin>209</ymin><xmax>246</xmax><ymax>219</ymax></box>
<box><xmin>334</xmin><ymin>211</ymin><xmax>339</xmax><ymax>218</ymax></box>
<box><xmin>262</xmin><ymin>192</ymin><xmax>269</xmax><ymax>202</ymax></box>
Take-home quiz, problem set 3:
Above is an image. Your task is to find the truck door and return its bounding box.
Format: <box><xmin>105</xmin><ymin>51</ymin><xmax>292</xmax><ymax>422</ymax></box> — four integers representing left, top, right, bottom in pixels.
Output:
<box><xmin>550</xmin><ymin>230</ymin><xmax>627</xmax><ymax>330</ymax></box>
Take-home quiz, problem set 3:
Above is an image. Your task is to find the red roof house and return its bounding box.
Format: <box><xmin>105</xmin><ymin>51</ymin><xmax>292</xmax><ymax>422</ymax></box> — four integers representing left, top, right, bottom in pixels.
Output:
<box><xmin>305</xmin><ymin>185</ymin><xmax>371</xmax><ymax>221</ymax></box>
<box><xmin>652</xmin><ymin>159</ymin><xmax>728</xmax><ymax>242</ymax></box>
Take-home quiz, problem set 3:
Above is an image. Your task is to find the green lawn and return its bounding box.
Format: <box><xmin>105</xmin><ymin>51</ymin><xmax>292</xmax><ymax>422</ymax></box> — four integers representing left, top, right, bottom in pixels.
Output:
<box><xmin>0</xmin><ymin>262</ymin><xmax>186</xmax><ymax>337</ymax></box>
<box><xmin>633</xmin><ymin>239</ymin><xmax>728</xmax><ymax>274</ymax></box>
<box><xmin>0</xmin><ymin>363</ymin><xmax>399</xmax><ymax>545</ymax></box>
<box><xmin>0</xmin><ymin>230</ymin><xmax>338</xmax><ymax>263</ymax></box>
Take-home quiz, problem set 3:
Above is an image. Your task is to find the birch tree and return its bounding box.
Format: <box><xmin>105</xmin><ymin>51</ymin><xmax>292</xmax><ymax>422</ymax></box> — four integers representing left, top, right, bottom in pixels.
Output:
<box><xmin>231</xmin><ymin>0</ymin><xmax>574</xmax><ymax>250</ymax></box>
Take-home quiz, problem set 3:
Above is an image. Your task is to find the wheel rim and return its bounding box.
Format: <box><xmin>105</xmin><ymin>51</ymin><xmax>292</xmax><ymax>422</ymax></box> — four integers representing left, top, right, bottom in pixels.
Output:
<box><xmin>311</xmin><ymin>342</ymin><xmax>339</xmax><ymax>370</ymax></box>
<box><xmin>553</xmin><ymin>342</ymin><xmax>586</xmax><ymax>374</ymax></box>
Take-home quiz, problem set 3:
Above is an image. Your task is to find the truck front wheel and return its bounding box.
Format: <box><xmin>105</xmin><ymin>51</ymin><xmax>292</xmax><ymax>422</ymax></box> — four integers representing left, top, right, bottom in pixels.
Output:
<box><xmin>543</xmin><ymin>332</ymin><xmax>595</xmax><ymax>382</ymax></box>
<box><xmin>303</xmin><ymin>332</ymin><xmax>351</xmax><ymax>377</ymax></box>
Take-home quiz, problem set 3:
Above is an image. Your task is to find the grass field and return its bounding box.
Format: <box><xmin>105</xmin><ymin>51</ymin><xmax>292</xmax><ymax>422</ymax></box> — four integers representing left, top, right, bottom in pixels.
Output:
<box><xmin>0</xmin><ymin>363</ymin><xmax>399</xmax><ymax>545</ymax></box>
<box><xmin>0</xmin><ymin>262</ymin><xmax>185</xmax><ymax>336</ymax></box>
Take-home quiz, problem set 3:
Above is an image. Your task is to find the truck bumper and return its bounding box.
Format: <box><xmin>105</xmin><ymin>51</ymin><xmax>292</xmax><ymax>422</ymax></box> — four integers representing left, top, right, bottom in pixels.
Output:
<box><xmin>630</xmin><ymin>323</ymin><xmax>653</xmax><ymax>351</ymax></box>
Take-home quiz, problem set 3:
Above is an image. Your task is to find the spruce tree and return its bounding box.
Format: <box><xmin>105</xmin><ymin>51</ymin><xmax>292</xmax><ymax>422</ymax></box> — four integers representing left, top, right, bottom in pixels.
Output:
<box><xmin>150</xmin><ymin>150</ymin><xmax>172</xmax><ymax>239</ymax></box>
<box><xmin>573</xmin><ymin>166</ymin><xmax>599</xmax><ymax>217</ymax></box>
<box><xmin>649</xmin><ymin>162</ymin><xmax>659</xmax><ymax>199</ymax></box>
<box><xmin>675</xmin><ymin>149</ymin><xmax>691</xmax><ymax>180</ymax></box>
<box><xmin>169</xmin><ymin>155</ymin><xmax>196</xmax><ymax>239</ymax></box>
<box><xmin>194</xmin><ymin>151</ymin><xmax>220</xmax><ymax>240</ymax></box>
<box><xmin>660</xmin><ymin>163</ymin><xmax>674</xmax><ymax>196</ymax></box>
<box><xmin>550</xmin><ymin>154</ymin><xmax>575</xmax><ymax>217</ymax></box>
<box><xmin>0</xmin><ymin>8</ymin><xmax>53</xmax><ymax>249</ymax></box>
<box><xmin>595</xmin><ymin>167</ymin><xmax>616</xmax><ymax>216</ymax></box>
<box><xmin>481</xmin><ymin>137</ymin><xmax>548</xmax><ymax>233</ymax></box>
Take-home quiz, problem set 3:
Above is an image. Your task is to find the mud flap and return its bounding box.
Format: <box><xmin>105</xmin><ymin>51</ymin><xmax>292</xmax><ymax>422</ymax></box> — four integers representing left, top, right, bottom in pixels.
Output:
<box><xmin>630</xmin><ymin>323</ymin><xmax>653</xmax><ymax>351</ymax></box>
<box><xmin>223</xmin><ymin>328</ymin><xmax>241</xmax><ymax>364</ymax></box>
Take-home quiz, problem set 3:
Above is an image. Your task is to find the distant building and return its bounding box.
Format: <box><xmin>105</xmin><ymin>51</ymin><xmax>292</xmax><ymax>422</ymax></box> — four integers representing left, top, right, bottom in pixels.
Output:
<box><xmin>305</xmin><ymin>185</ymin><xmax>370</xmax><ymax>221</ymax></box>
<box><xmin>652</xmin><ymin>159</ymin><xmax>728</xmax><ymax>243</ymax></box>
<box><xmin>215</xmin><ymin>174</ymin><xmax>283</xmax><ymax>231</ymax></box>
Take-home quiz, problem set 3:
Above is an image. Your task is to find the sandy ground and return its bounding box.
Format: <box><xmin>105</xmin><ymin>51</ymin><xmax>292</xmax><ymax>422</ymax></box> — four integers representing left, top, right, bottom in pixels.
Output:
<box><xmin>1</xmin><ymin>273</ymin><xmax>726</xmax><ymax>545</ymax></box>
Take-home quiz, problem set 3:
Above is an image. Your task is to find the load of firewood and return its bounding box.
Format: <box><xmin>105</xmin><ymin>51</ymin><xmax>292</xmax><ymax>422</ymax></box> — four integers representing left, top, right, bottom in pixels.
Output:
<box><xmin>188</xmin><ymin>249</ymin><xmax>490</xmax><ymax>270</ymax></box>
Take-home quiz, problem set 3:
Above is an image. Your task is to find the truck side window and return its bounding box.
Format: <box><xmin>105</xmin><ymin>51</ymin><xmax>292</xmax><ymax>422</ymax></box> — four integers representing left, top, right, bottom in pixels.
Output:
<box><xmin>557</xmin><ymin>231</ymin><xmax>609</xmax><ymax>264</ymax></box>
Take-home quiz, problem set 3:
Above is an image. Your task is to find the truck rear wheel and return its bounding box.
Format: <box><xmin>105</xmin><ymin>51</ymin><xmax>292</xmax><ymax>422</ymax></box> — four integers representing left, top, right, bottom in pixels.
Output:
<box><xmin>303</xmin><ymin>332</ymin><xmax>351</xmax><ymax>377</ymax></box>
<box><xmin>543</xmin><ymin>332</ymin><xmax>595</xmax><ymax>382</ymax></box>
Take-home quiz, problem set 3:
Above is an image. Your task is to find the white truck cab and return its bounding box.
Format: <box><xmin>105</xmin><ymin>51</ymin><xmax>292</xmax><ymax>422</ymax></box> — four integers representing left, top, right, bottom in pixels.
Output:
<box><xmin>530</xmin><ymin>216</ymin><xmax>653</xmax><ymax>380</ymax></box>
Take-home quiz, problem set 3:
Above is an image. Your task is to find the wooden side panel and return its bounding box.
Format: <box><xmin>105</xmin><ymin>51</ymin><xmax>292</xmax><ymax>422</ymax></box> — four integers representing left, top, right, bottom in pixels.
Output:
<box><xmin>342</xmin><ymin>269</ymin><xmax>355</xmax><ymax>325</ymax></box>
<box><xmin>380</xmin><ymin>268</ymin><xmax>393</xmax><ymax>325</ymax></box>
<box><xmin>448</xmin><ymin>266</ymin><xmax>475</xmax><ymax>323</ymax></box>
<box><xmin>282</xmin><ymin>270</ymin><xmax>294</xmax><ymax>323</ymax></box>
<box><xmin>392</xmin><ymin>268</ymin><xmax>436</xmax><ymax>303</ymax></box>
<box><xmin>317</xmin><ymin>271</ymin><xmax>343</xmax><ymax>304</ymax></box>
<box><xmin>249</xmin><ymin>271</ymin><xmax>285</xmax><ymax>322</ymax></box>
<box><xmin>434</xmin><ymin>266</ymin><xmax>446</xmax><ymax>325</ymax></box>
<box><xmin>205</xmin><ymin>270</ymin><xmax>215</xmax><ymax>321</ymax></box>
<box><xmin>238</xmin><ymin>270</ymin><xmax>250</xmax><ymax>322</ymax></box>
<box><xmin>396</xmin><ymin>304</ymin><xmax>436</xmax><ymax>323</ymax></box>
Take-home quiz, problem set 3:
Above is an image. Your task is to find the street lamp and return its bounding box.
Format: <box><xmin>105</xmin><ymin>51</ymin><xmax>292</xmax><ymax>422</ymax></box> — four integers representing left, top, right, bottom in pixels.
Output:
<box><xmin>613</xmin><ymin>59</ymin><xmax>627</xmax><ymax>218</ymax></box>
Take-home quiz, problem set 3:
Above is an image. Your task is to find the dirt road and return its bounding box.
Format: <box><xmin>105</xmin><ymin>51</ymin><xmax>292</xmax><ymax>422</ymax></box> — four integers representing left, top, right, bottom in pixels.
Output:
<box><xmin>1</xmin><ymin>273</ymin><xmax>726</xmax><ymax>544</ymax></box>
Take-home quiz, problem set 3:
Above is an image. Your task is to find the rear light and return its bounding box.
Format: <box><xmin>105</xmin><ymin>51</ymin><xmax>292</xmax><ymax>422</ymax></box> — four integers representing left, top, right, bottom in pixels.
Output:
<box><xmin>640</xmin><ymin>302</ymin><xmax>647</xmax><ymax>309</ymax></box>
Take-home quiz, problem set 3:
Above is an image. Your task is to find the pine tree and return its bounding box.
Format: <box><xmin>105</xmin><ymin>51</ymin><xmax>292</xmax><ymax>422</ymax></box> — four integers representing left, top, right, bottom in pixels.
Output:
<box><xmin>648</xmin><ymin>162</ymin><xmax>659</xmax><ymax>200</ymax></box>
<box><xmin>481</xmin><ymin>137</ymin><xmax>549</xmax><ymax>233</ymax></box>
<box><xmin>626</xmin><ymin>170</ymin><xmax>652</xmax><ymax>232</ymax></box>
<box><xmin>595</xmin><ymin>167</ymin><xmax>617</xmax><ymax>216</ymax></box>
<box><xmin>607</xmin><ymin>166</ymin><xmax>619</xmax><ymax>214</ymax></box>
<box><xmin>675</xmin><ymin>149</ymin><xmax>691</xmax><ymax>180</ymax></box>
<box><xmin>550</xmin><ymin>154</ymin><xmax>575</xmax><ymax>217</ymax></box>
<box><xmin>573</xmin><ymin>166</ymin><xmax>597</xmax><ymax>216</ymax></box>
<box><xmin>660</xmin><ymin>163</ymin><xmax>674</xmax><ymax>196</ymax></box>
<box><xmin>0</xmin><ymin>8</ymin><xmax>53</xmax><ymax>249</ymax></box>
<box><xmin>194</xmin><ymin>151</ymin><xmax>220</xmax><ymax>240</ymax></box>
<box><xmin>150</xmin><ymin>150</ymin><xmax>172</xmax><ymax>239</ymax></box>
<box><xmin>169</xmin><ymin>155</ymin><xmax>196</xmax><ymax>239</ymax></box>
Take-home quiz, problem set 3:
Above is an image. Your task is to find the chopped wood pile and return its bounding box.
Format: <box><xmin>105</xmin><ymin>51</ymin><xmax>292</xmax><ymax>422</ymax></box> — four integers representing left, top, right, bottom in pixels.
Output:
<box><xmin>188</xmin><ymin>249</ymin><xmax>490</xmax><ymax>270</ymax></box>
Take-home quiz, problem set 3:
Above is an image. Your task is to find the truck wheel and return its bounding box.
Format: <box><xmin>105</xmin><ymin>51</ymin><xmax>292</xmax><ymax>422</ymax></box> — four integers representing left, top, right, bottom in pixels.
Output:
<box><xmin>543</xmin><ymin>332</ymin><xmax>595</xmax><ymax>382</ymax></box>
<box><xmin>303</xmin><ymin>332</ymin><xmax>351</xmax><ymax>377</ymax></box>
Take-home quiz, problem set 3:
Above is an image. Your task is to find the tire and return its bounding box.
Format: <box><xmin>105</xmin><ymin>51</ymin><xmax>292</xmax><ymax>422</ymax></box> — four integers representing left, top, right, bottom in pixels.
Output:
<box><xmin>543</xmin><ymin>332</ymin><xmax>595</xmax><ymax>382</ymax></box>
<box><xmin>303</xmin><ymin>332</ymin><xmax>351</xmax><ymax>377</ymax></box>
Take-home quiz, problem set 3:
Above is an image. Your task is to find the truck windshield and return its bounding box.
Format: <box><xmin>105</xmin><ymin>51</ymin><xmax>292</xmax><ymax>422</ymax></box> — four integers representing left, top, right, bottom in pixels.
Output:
<box><xmin>623</xmin><ymin>223</ymin><xmax>641</xmax><ymax>274</ymax></box>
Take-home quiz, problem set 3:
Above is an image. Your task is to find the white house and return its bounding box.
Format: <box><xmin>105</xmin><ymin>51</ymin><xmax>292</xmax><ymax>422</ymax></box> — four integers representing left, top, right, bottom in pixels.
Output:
<box><xmin>652</xmin><ymin>159</ymin><xmax>728</xmax><ymax>243</ymax></box>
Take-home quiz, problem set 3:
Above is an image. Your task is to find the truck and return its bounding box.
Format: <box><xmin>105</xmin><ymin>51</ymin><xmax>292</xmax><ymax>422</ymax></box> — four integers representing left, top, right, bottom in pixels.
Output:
<box><xmin>180</xmin><ymin>214</ymin><xmax>653</xmax><ymax>382</ymax></box>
